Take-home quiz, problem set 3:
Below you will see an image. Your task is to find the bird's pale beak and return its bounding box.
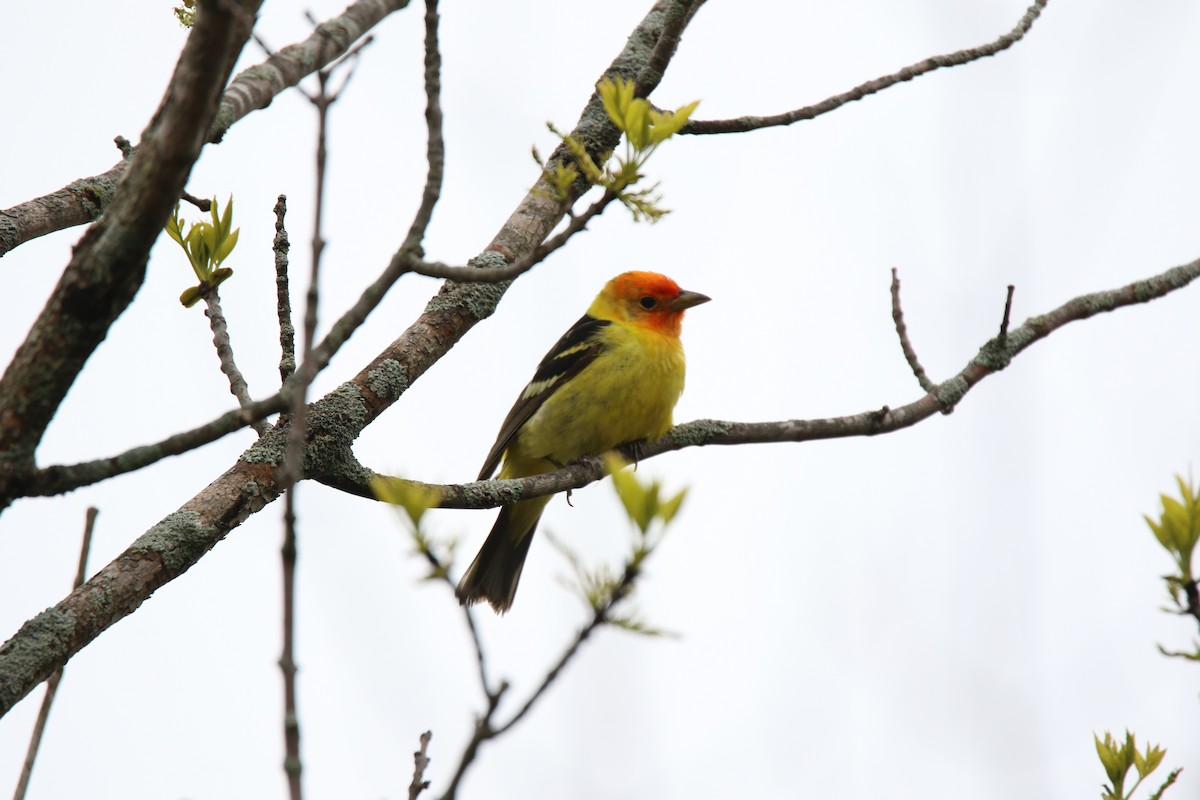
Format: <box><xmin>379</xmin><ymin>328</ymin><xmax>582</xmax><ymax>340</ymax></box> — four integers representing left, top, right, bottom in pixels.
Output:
<box><xmin>669</xmin><ymin>289</ymin><xmax>711</xmax><ymax>311</ymax></box>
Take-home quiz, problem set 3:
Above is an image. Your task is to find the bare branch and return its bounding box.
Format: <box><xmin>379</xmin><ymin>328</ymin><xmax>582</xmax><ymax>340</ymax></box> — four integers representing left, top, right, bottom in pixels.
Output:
<box><xmin>683</xmin><ymin>0</ymin><xmax>1048</xmax><ymax>135</ymax></box>
<box><xmin>0</xmin><ymin>0</ymin><xmax>709</xmax><ymax>722</ymax></box>
<box><xmin>12</xmin><ymin>507</ymin><xmax>96</xmax><ymax>800</ymax></box>
<box><xmin>435</xmin><ymin>544</ymin><xmax>651</xmax><ymax>799</ymax></box>
<box><xmin>0</xmin><ymin>393</ymin><xmax>287</xmax><ymax>502</ymax></box>
<box><xmin>294</xmin><ymin>0</ymin><xmax>447</xmax><ymax>381</ymax></box>
<box><xmin>412</xmin><ymin>533</ymin><xmax>494</xmax><ymax>694</ymax></box>
<box><xmin>999</xmin><ymin>284</ymin><xmax>1016</xmax><ymax>340</ymax></box>
<box><xmin>0</xmin><ymin>0</ymin><xmax>262</xmax><ymax>491</ymax></box>
<box><xmin>408</xmin><ymin>731</ymin><xmax>432</xmax><ymax>800</ymax></box>
<box><xmin>890</xmin><ymin>268</ymin><xmax>936</xmax><ymax>394</ymax></box>
<box><xmin>352</xmin><ymin>255</ymin><xmax>1200</xmax><ymax>510</ymax></box>
<box><xmin>204</xmin><ymin>290</ymin><xmax>270</xmax><ymax>436</ymax></box>
<box><xmin>0</xmin><ymin>0</ymin><xmax>409</xmax><ymax>260</ymax></box>
<box><xmin>275</xmin><ymin>196</ymin><xmax>296</xmax><ymax>384</ymax></box>
<box><xmin>408</xmin><ymin>189</ymin><xmax>618</xmax><ymax>283</ymax></box>
<box><xmin>280</xmin><ymin>495</ymin><xmax>303</xmax><ymax>800</ymax></box>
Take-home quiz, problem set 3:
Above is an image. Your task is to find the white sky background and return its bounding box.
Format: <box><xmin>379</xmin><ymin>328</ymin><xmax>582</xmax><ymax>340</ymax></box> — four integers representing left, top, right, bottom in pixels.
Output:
<box><xmin>2</xmin><ymin>1</ymin><xmax>1199</xmax><ymax>798</ymax></box>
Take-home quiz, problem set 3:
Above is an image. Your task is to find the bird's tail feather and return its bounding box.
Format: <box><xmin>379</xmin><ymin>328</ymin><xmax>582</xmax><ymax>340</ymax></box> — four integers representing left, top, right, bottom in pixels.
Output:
<box><xmin>455</xmin><ymin>499</ymin><xmax>547</xmax><ymax>613</ymax></box>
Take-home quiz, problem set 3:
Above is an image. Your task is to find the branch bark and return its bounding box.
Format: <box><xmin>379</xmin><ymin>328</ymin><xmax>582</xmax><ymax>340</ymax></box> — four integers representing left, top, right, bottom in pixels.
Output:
<box><xmin>683</xmin><ymin>0</ymin><xmax>1048</xmax><ymax>135</ymax></box>
<box><xmin>0</xmin><ymin>0</ymin><xmax>694</xmax><ymax>721</ymax></box>
<box><xmin>0</xmin><ymin>0</ymin><xmax>261</xmax><ymax>497</ymax></box>
<box><xmin>0</xmin><ymin>0</ymin><xmax>408</xmax><ymax>260</ymax></box>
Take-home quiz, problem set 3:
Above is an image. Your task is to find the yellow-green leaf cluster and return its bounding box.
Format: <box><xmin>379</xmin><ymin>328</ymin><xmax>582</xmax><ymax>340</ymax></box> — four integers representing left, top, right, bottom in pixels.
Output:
<box><xmin>166</xmin><ymin>197</ymin><xmax>240</xmax><ymax>307</ymax></box>
<box><xmin>1143</xmin><ymin>473</ymin><xmax>1200</xmax><ymax>658</ymax></box>
<box><xmin>1094</xmin><ymin>730</ymin><xmax>1177</xmax><ymax>800</ymax></box>
<box><xmin>598</xmin><ymin>77</ymin><xmax>699</xmax><ymax>151</ymax></box>
<box><xmin>372</xmin><ymin>475</ymin><xmax>442</xmax><ymax>528</ymax></box>
<box><xmin>173</xmin><ymin>0</ymin><xmax>196</xmax><ymax>27</ymax></box>
<box><xmin>606</xmin><ymin>454</ymin><xmax>686</xmax><ymax>536</ymax></box>
<box><xmin>1144</xmin><ymin>475</ymin><xmax>1200</xmax><ymax>582</ymax></box>
<box><xmin>539</xmin><ymin>78</ymin><xmax>698</xmax><ymax>222</ymax></box>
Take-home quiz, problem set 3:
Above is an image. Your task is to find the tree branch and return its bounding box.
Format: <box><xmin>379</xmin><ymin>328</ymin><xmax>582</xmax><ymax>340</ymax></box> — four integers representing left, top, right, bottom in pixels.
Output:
<box><xmin>0</xmin><ymin>0</ymin><xmax>695</xmax><ymax>722</ymax></box>
<box><xmin>11</xmin><ymin>507</ymin><xmax>96</xmax><ymax>800</ymax></box>
<box><xmin>683</xmin><ymin>0</ymin><xmax>1048</xmax><ymax>135</ymax></box>
<box><xmin>354</xmin><ymin>255</ymin><xmax>1200</xmax><ymax>509</ymax></box>
<box><xmin>204</xmin><ymin>290</ymin><xmax>270</xmax><ymax>436</ymax></box>
<box><xmin>0</xmin><ymin>393</ymin><xmax>288</xmax><ymax>502</ymax></box>
<box><xmin>0</xmin><ymin>0</ymin><xmax>262</xmax><ymax>496</ymax></box>
<box><xmin>0</xmin><ymin>0</ymin><xmax>408</xmax><ymax>260</ymax></box>
<box><xmin>890</xmin><ymin>267</ymin><xmax>937</xmax><ymax>395</ymax></box>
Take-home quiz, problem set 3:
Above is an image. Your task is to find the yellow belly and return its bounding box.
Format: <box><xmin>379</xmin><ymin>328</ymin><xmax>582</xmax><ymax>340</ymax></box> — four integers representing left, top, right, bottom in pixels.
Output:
<box><xmin>503</xmin><ymin>323</ymin><xmax>686</xmax><ymax>475</ymax></box>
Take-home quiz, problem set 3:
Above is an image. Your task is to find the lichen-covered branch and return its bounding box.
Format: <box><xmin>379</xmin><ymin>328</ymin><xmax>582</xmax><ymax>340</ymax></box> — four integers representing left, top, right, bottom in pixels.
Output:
<box><xmin>683</xmin><ymin>0</ymin><xmax>1048</xmax><ymax>135</ymax></box>
<box><xmin>0</xmin><ymin>0</ymin><xmax>262</xmax><ymax>506</ymax></box>
<box><xmin>204</xmin><ymin>291</ymin><xmax>269</xmax><ymax>436</ymax></box>
<box><xmin>351</xmin><ymin>255</ymin><xmax>1200</xmax><ymax>510</ymax></box>
<box><xmin>0</xmin><ymin>0</ymin><xmax>408</xmax><ymax>260</ymax></box>
<box><xmin>0</xmin><ymin>0</ymin><xmax>694</xmax><ymax>722</ymax></box>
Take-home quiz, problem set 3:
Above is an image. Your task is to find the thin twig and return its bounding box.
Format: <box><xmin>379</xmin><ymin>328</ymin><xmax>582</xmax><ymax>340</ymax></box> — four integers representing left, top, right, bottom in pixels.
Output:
<box><xmin>273</xmin><ymin>21</ymin><xmax>367</xmax><ymax>800</ymax></box>
<box><xmin>437</xmin><ymin>560</ymin><xmax>643</xmax><ymax>800</ymax></box>
<box><xmin>408</xmin><ymin>731</ymin><xmax>433</xmax><ymax>800</ymax></box>
<box><xmin>180</xmin><ymin>190</ymin><xmax>211</xmax><ymax>211</ymax></box>
<box><xmin>333</xmin><ymin>255</ymin><xmax>1200</xmax><ymax>511</ymax></box>
<box><xmin>280</xmin><ymin>491</ymin><xmax>302</xmax><ymax>800</ymax></box>
<box><xmin>0</xmin><ymin>0</ymin><xmax>703</xmax><ymax>718</ymax></box>
<box><xmin>890</xmin><ymin>268</ymin><xmax>936</xmax><ymax>394</ymax></box>
<box><xmin>275</xmin><ymin>195</ymin><xmax>296</xmax><ymax>384</ymax></box>
<box><xmin>402</xmin><ymin>0</ymin><xmax>445</xmax><ymax>251</ymax></box>
<box><xmin>204</xmin><ymin>291</ymin><xmax>270</xmax><ymax>436</ymax></box>
<box><xmin>12</xmin><ymin>507</ymin><xmax>97</xmax><ymax>800</ymax></box>
<box><xmin>293</xmin><ymin>0</ymin><xmax>443</xmax><ymax>392</ymax></box>
<box><xmin>1</xmin><ymin>393</ymin><xmax>288</xmax><ymax>501</ymax></box>
<box><xmin>683</xmin><ymin>0</ymin><xmax>1049</xmax><ymax>135</ymax></box>
<box><xmin>409</xmin><ymin>189</ymin><xmax>618</xmax><ymax>283</ymax></box>
<box><xmin>419</xmin><ymin>546</ymin><xmax>493</xmax><ymax>694</ymax></box>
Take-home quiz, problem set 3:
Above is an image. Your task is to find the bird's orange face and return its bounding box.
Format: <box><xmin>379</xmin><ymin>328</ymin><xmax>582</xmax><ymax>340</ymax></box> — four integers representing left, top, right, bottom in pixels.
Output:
<box><xmin>602</xmin><ymin>271</ymin><xmax>711</xmax><ymax>336</ymax></box>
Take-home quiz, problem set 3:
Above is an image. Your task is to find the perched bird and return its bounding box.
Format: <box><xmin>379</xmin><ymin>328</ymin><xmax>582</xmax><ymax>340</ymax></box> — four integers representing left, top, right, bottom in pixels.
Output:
<box><xmin>456</xmin><ymin>271</ymin><xmax>710</xmax><ymax>612</ymax></box>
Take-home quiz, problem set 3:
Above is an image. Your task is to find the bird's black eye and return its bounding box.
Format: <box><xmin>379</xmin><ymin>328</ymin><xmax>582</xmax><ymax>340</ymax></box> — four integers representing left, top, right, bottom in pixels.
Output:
<box><xmin>639</xmin><ymin>295</ymin><xmax>657</xmax><ymax>310</ymax></box>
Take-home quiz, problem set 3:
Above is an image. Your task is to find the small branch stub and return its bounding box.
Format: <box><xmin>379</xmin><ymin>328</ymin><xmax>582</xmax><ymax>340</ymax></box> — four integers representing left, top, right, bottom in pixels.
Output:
<box><xmin>999</xmin><ymin>284</ymin><xmax>1016</xmax><ymax>340</ymax></box>
<box><xmin>409</xmin><ymin>730</ymin><xmax>432</xmax><ymax>800</ymax></box>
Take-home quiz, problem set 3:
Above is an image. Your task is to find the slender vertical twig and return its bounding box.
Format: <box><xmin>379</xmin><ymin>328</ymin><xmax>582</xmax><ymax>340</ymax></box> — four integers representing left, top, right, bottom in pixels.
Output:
<box><xmin>889</xmin><ymin>268</ymin><xmax>936</xmax><ymax>394</ymax></box>
<box><xmin>279</xmin><ymin>491</ymin><xmax>302</xmax><ymax>800</ymax></box>
<box><xmin>205</xmin><ymin>291</ymin><xmax>270</xmax><ymax>436</ymax></box>
<box><xmin>275</xmin><ymin>195</ymin><xmax>296</xmax><ymax>385</ymax></box>
<box><xmin>12</xmin><ymin>507</ymin><xmax>97</xmax><ymax>800</ymax></box>
<box><xmin>275</xmin><ymin>33</ymin><xmax>371</xmax><ymax>800</ymax></box>
<box><xmin>408</xmin><ymin>731</ymin><xmax>433</xmax><ymax>800</ymax></box>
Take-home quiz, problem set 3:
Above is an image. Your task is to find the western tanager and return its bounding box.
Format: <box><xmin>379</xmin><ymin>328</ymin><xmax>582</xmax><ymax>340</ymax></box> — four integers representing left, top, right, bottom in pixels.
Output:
<box><xmin>455</xmin><ymin>271</ymin><xmax>710</xmax><ymax>612</ymax></box>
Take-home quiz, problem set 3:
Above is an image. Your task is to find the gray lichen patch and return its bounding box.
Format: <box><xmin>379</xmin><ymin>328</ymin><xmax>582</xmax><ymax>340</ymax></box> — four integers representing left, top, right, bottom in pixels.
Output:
<box><xmin>304</xmin><ymin>382</ymin><xmax>369</xmax><ymax>474</ymax></box>
<box><xmin>366</xmin><ymin>358</ymin><xmax>409</xmax><ymax>402</ymax></box>
<box><xmin>130</xmin><ymin>510</ymin><xmax>220</xmax><ymax>574</ymax></box>
<box><xmin>670</xmin><ymin>419</ymin><xmax>731</xmax><ymax>447</ymax></box>
<box><xmin>0</xmin><ymin>607</ymin><xmax>78</xmax><ymax>709</ymax></box>
<box><xmin>935</xmin><ymin>376</ymin><xmax>969</xmax><ymax>409</ymax></box>
<box><xmin>240</xmin><ymin>426</ymin><xmax>289</xmax><ymax>466</ymax></box>
<box><xmin>424</xmin><ymin>252</ymin><xmax>509</xmax><ymax>320</ymax></box>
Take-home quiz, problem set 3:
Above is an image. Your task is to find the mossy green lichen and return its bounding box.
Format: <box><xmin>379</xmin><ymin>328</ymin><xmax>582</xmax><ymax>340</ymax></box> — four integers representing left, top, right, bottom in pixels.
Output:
<box><xmin>425</xmin><ymin>252</ymin><xmax>509</xmax><ymax>320</ymax></box>
<box><xmin>304</xmin><ymin>382</ymin><xmax>368</xmax><ymax>474</ymax></box>
<box><xmin>366</xmin><ymin>358</ymin><xmax>409</xmax><ymax>402</ymax></box>
<box><xmin>0</xmin><ymin>607</ymin><xmax>78</xmax><ymax>711</ymax></box>
<box><xmin>669</xmin><ymin>419</ymin><xmax>731</xmax><ymax>447</ymax></box>
<box><xmin>130</xmin><ymin>510</ymin><xmax>220</xmax><ymax>575</ymax></box>
<box><xmin>935</xmin><ymin>376</ymin><xmax>969</xmax><ymax>409</ymax></box>
<box><xmin>240</xmin><ymin>426</ymin><xmax>289</xmax><ymax>466</ymax></box>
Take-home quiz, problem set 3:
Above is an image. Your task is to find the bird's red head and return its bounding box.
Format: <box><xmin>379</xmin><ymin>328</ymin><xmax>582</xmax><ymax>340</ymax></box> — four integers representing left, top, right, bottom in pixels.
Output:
<box><xmin>591</xmin><ymin>271</ymin><xmax>710</xmax><ymax>336</ymax></box>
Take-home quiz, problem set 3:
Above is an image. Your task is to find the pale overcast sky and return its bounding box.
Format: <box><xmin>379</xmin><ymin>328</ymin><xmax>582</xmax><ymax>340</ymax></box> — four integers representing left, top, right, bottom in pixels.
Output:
<box><xmin>2</xmin><ymin>2</ymin><xmax>1200</xmax><ymax>799</ymax></box>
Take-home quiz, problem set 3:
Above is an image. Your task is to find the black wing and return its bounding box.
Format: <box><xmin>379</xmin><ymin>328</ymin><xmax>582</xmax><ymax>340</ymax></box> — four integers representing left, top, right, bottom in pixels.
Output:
<box><xmin>478</xmin><ymin>314</ymin><xmax>612</xmax><ymax>480</ymax></box>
